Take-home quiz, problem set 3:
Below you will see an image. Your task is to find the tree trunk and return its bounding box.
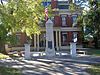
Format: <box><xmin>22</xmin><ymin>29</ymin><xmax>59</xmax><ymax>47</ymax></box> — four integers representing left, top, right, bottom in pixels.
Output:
<box><xmin>0</xmin><ymin>43</ymin><xmax>8</xmax><ymax>54</ymax></box>
<box><xmin>94</xmin><ymin>37</ymin><xmax>98</xmax><ymax>49</ymax></box>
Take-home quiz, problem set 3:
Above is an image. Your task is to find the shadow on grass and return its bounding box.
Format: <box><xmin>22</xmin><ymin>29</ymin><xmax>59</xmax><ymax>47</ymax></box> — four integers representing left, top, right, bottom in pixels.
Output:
<box><xmin>86</xmin><ymin>64</ymin><xmax>100</xmax><ymax>75</ymax></box>
<box><xmin>86</xmin><ymin>49</ymin><xmax>100</xmax><ymax>56</ymax></box>
<box><xmin>0</xmin><ymin>53</ymin><xmax>9</xmax><ymax>59</ymax></box>
<box><xmin>0</xmin><ymin>66</ymin><xmax>21</xmax><ymax>75</ymax></box>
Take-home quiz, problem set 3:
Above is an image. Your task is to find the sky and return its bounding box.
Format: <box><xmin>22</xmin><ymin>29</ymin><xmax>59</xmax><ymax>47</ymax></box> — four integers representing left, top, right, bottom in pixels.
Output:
<box><xmin>0</xmin><ymin>0</ymin><xmax>7</xmax><ymax>4</ymax></box>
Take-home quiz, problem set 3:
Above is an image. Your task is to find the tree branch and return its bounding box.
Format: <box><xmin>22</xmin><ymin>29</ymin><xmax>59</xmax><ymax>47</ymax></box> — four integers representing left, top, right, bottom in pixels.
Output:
<box><xmin>1</xmin><ymin>0</ymin><xmax>3</xmax><ymax>5</ymax></box>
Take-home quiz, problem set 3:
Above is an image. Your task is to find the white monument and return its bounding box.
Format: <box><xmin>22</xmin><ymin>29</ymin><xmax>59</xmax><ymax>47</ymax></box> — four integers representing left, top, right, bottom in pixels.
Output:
<box><xmin>24</xmin><ymin>44</ymin><xmax>31</xmax><ymax>59</ymax></box>
<box><xmin>45</xmin><ymin>19</ymin><xmax>55</xmax><ymax>57</ymax></box>
<box><xmin>70</xmin><ymin>42</ymin><xmax>76</xmax><ymax>57</ymax></box>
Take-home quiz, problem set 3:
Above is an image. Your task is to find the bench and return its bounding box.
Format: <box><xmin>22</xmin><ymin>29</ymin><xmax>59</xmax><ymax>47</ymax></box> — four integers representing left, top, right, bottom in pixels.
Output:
<box><xmin>77</xmin><ymin>51</ymin><xmax>86</xmax><ymax>55</ymax></box>
<box><xmin>76</xmin><ymin>48</ymin><xmax>88</xmax><ymax>55</ymax></box>
<box><xmin>31</xmin><ymin>52</ymin><xmax>44</xmax><ymax>57</ymax></box>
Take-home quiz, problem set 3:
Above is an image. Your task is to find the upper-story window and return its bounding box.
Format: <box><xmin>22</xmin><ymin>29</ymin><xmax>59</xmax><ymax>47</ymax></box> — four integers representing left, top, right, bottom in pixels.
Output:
<box><xmin>73</xmin><ymin>0</ymin><xmax>81</xmax><ymax>5</ymax></box>
<box><xmin>58</xmin><ymin>5</ymin><xmax>69</xmax><ymax>9</ymax></box>
<box><xmin>61</xmin><ymin>15</ymin><xmax>66</xmax><ymax>26</ymax></box>
<box><xmin>72</xmin><ymin>14</ymin><xmax>78</xmax><ymax>27</ymax></box>
<box><xmin>57</xmin><ymin>0</ymin><xmax>69</xmax><ymax>9</ymax></box>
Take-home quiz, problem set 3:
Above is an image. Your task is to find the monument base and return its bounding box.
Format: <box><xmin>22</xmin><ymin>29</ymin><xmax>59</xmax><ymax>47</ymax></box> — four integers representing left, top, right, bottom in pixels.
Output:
<box><xmin>45</xmin><ymin>48</ymin><xmax>55</xmax><ymax>57</ymax></box>
<box><xmin>24</xmin><ymin>44</ymin><xmax>31</xmax><ymax>60</ymax></box>
<box><xmin>70</xmin><ymin>42</ymin><xmax>76</xmax><ymax>57</ymax></box>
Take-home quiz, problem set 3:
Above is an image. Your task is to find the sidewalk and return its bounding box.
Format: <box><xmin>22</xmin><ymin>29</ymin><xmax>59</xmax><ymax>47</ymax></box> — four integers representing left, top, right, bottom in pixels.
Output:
<box><xmin>0</xmin><ymin>55</ymin><xmax>100</xmax><ymax>75</ymax></box>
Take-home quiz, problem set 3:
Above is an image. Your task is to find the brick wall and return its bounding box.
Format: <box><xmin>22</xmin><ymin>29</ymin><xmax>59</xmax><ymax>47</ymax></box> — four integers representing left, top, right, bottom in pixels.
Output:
<box><xmin>77</xmin><ymin>31</ymin><xmax>82</xmax><ymax>45</ymax></box>
<box><xmin>67</xmin><ymin>15</ymin><xmax>73</xmax><ymax>27</ymax></box>
<box><xmin>15</xmin><ymin>32</ymin><xmax>27</xmax><ymax>47</ymax></box>
<box><xmin>54</xmin><ymin>15</ymin><xmax>73</xmax><ymax>27</ymax></box>
<box><xmin>54</xmin><ymin>15</ymin><xmax>62</xmax><ymax>27</ymax></box>
<box><xmin>67</xmin><ymin>32</ymin><xmax>73</xmax><ymax>44</ymax></box>
<box><xmin>20</xmin><ymin>33</ymin><xmax>27</xmax><ymax>45</ymax></box>
<box><xmin>51</xmin><ymin>0</ymin><xmax>57</xmax><ymax>9</ymax></box>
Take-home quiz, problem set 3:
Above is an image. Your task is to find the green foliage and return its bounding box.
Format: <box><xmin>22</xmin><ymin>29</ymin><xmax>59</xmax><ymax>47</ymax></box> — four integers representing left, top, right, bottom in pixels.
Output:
<box><xmin>69</xmin><ymin>3</ymin><xmax>81</xmax><ymax>13</ymax></box>
<box><xmin>0</xmin><ymin>66</ymin><xmax>21</xmax><ymax>75</ymax></box>
<box><xmin>0</xmin><ymin>53</ymin><xmax>9</xmax><ymax>59</ymax></box>
<box><xmin>86</xmin><ymin>64</ymin><xmax>100</xmax><ymax>75</ymax></box>
<box><xmin>87</xmin><ymin>49</ymin><xmax>100</xmax><ymax>56</ymax></box>
<box><xmin>0</xmin><ymin>0</ymin><xmax>46</xmax><ymax>45</ymax></box>
<box><xmin>77</xmin><ymin>0</ymin><xmax>100</xmax><ymax>43</ymax></box>
<box><xmin>6</xmin><ymin>0</ymin><xmax>44</xmax><ymax>36</ymax></box>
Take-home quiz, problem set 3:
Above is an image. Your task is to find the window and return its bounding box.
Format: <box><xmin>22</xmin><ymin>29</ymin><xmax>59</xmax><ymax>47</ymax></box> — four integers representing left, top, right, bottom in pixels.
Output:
<box><xmin>58</xmin><ymin>1</ymin><xmax>69</xmax><ymax>5</ymax></box>
<box><xmin>58</xmin><ymin>5</ymin><xmax>69</xmax><ymax>9</ymax></box>
<box><xmin>61</xmin><ymin>32</ymin><xmax>67</xmax><ymax>46</ymax></box>
<box><xmin>73</xmin><ymin>32</ymin><xmax>77</xmax><ymax>42</ymax></box>
<box><xmin>61</xmin><ymin>15</ymin><xmax>66</xmax><ymax>26</ymax></box>
<box><xmin>73</xmin><ymin>0</ymin><xmax>81</xmax><ymax>4</ymax></box>
<box><xmin>58</xmin><ymin>0</ymin><xmax>69</xmax><ymax>9</ymax></box>
<box><xmin>16</xmin><ymin>34</ymin><xmax>21</xmax><ymax>45</ymax></box>
<box><xmin>72</xmin><ymin>14</ymin><xmax>77</xmax><ymax>27</ymax></box>
<box><xmin>42</xmin><ymin>0</ymin><xmax>51</xmax><ymax>7</ymax></box>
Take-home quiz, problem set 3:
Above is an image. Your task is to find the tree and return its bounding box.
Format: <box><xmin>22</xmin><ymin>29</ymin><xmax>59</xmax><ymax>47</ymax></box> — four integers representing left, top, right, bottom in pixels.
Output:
<box><xmin>88</xmin><ymin>0</ymin><xmax>100</xmax><ymax>48</ymax></box>
<box><xmin>0</xmin><ymin>0</ymin><xmax>45</xmax><ymax>53</ymax></box>
<box><xmin>79</xmin><ymin>0</ymin><xmax>100</xmax><ymax>48</ymax></box>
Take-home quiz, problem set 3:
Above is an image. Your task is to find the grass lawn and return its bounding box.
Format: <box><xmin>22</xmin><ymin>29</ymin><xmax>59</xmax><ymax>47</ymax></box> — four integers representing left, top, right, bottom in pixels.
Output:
<box><xmin>87</xmin><ymin>49</ymin><xmax>100</xmax><ymax>56</ymax></box>
<box><xmin>0</xmin><ymin>66</ymin><xmax>21</xmax><ymax>75</ymax></box>
<box><xmin>0</xmin><ymin>53</ymin><xmax>21</xmax><ymax>75</ymax></box>
<box><xmin>0</xmin><ymin>53</ymin><xmax>9</xmax><ymax>59</ymax></box>
<box><xmin>86</xmin><ymin>64</ymin><xmax>100</xmax><ymax>75</ymax></box>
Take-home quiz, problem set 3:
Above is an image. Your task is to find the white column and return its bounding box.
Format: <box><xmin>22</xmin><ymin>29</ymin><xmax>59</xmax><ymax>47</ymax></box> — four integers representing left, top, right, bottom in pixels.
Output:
<box><xmin>70</xmin><ymin>42</ymin><xmax>76</xmax><ymax>57</ymax></box>
<box><xmin>56</xmin><ymin>31</ymin><xmax>59</xmax><ymax>51</ymax></box>
<box><xmin>24</xmin><ymin>44</ymin><xmax>31</xmax><ymax>59</ymax></box>
<box><xmin>34</xmin><ymin>34</ymin><xmax>36</xmax><ymax>50</ymax></box>
<box><xmin>37</xmin><ymin>34</ymin><xmax>39</xmax><ymax>51</ymax></box>
<box><xmin>59</xmin><ymin>31</ymin><xmax>61</xmax><ymax>50</ymax></box>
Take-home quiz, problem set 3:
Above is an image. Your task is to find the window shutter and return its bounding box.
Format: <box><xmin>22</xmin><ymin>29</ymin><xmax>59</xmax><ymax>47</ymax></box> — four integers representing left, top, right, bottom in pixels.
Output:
<box><xmin>67</xmin><ymin>32</ymin><xmax>72</xmax><ymax>43</ymax></box>
<box><xmin>66</xmin><ymin>15</ymin><xmax>68</xmax><ymax>26</ymax></box>
<box><xmin>66</xmin><ymin>15</ymin><xmax>72</xmax><ymax>27</ymax></box>
<box><xmin>69</xmin><ymin>15</ymin><xmax>73</xmax><ymax>27</ymax></box>
<box><xmin>54</xmin><ymin>16</ymin><xmax>62</xmax><ymax>27</ymax></box>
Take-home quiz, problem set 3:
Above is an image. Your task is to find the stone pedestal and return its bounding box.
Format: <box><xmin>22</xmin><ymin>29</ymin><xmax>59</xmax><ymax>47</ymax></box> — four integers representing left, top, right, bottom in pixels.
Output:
<box><xmin>45</xmin><ymin>19</ymin><xmax>55</xmax><ymax>57</ymax></box>
<box><xmin>24</xmin><ymin>44</ymin><xmax>31</xmax><ymax>59</ymax></box>
<box><xmin>70</xmin><ymin>42</ymin><xmax>76</xmax><ymax>57</ymax></box>
<box><xmin>5</xmin><ymin>44</ymin><xmax>8</xmax><ymax>49</ymax></box>
<box><xmin>5</xmin><ymin>44</ymin><xmax>9</xmax><ymax>52</ymax></box>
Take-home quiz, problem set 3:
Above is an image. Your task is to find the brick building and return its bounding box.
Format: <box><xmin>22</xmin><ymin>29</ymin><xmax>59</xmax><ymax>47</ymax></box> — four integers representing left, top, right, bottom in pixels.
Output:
<box><xmin>14</xmin><ymin>0</ymin><xmax>82</xmax><ymax>51</ymax></box>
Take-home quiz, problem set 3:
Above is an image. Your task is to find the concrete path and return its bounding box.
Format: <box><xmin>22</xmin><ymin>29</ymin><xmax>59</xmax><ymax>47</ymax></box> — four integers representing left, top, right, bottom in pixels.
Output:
<box><xmin>0</xmin><ymin>55</ymin><xmax>100</xmax><ymax>75</ymax></box>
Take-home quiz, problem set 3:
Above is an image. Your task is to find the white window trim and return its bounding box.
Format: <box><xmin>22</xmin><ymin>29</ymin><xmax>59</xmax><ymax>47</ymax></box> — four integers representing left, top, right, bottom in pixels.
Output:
<box><xmin>72</xmin><ymin>14</ymin><xmax>78</xmax><ymax>27</ymax></box>
<box><xmin>61</xmin><ymin>15</ymin><xmax>66</xmax><ymax>26</ymax></box>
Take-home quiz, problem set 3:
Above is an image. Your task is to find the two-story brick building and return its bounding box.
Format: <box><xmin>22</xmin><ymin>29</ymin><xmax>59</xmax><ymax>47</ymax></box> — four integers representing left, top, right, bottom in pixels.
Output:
<box><xmin>14</xmin><ymin>0</ymin><xmax>82</xmax><ymax>51</ymax></box>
